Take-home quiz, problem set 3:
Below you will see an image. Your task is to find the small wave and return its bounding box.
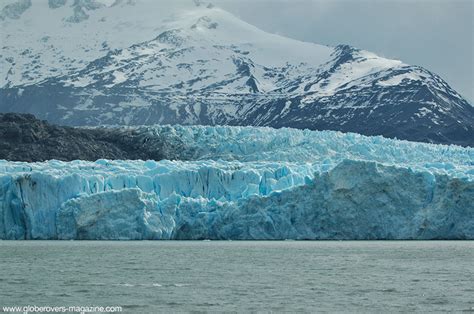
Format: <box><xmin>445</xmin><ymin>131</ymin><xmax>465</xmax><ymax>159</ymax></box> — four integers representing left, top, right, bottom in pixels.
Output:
<box><xmin>381</xmin><ymin>288</ymin><xmax>397</xmax><ymax>293</ymax></box>
<box><xmin>117</xmin><ymin>283</ymin><xmax>135</xmax><ymax>287</ymax></box>
<box><xmin>174</xmin><ymin>283</ymin><xmax>191</xmax><ymax>287</ymax></box>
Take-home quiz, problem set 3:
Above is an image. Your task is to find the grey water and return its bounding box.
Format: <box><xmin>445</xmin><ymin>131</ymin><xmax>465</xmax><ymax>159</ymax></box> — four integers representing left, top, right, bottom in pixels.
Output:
<box><xmin>0</xmin><ymin>241</ymin><xmax>473</xmax><ymax>312</ymax></box>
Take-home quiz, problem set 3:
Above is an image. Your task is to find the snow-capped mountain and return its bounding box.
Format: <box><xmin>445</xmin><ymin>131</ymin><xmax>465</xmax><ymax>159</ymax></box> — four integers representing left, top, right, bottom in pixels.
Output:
<box><xmin>1</xmin><ymin>0</ymin><xmax>473</xmax><ymax>146</ymax></box>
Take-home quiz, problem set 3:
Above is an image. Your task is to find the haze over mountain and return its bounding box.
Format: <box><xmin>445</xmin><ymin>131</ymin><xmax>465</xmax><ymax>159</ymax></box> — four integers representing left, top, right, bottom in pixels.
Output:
<box><xmin>1</xmin><ymin>0</ymin><xmax>473</xmax><ymax>146</ymax></box>
<box><xmin>215</xmin><ymin>0</ymin><xmax>474</xmax><ymax>104</ymax></box>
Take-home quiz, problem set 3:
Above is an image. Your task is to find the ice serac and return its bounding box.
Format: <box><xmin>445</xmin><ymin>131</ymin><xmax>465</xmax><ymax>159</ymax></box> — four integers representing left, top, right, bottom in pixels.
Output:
<box><xmin>0</xmin><ymin>0</ymin><xmax>473</xmax><ymax>145</ymax></box>
<box><xmin>1</xmin><ymin>125</ymin><xmax>473</xmax><ymax>240</ymax></box>
<box><xmin>57</xmin><ymin>189</ymin><xmax>173</xmax><ymax>240</ymax></box>
<box><xmin>170</xmin><ymin>161</ymin><xmax>474</xmax><ymax>240</ymax></box>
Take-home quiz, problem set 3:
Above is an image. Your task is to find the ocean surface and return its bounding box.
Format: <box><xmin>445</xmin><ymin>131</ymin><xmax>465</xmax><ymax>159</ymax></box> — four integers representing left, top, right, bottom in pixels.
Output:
<box><xmin>0</xmin><ymin>241</ymin><xmax>473</xmax><ymax>312</ymax></box>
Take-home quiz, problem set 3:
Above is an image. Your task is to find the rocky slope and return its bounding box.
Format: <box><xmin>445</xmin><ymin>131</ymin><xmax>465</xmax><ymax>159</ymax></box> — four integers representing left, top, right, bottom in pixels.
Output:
<box><xmin>0</xmin><ymin>113</ymin><xmax>186</xmax><ymax>161</ymax></box>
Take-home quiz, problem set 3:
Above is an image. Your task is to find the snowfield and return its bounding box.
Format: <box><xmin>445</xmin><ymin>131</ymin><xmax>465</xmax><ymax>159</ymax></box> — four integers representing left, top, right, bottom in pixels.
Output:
<box><xmin>1</xmin><ymin>125</ymin><xmax>473</xmax><ymax>240</ymax></box>
<box><xmin>1</xmin><ymin>0</ymin><xmax>473</xmax><ymax>145</ymax></box>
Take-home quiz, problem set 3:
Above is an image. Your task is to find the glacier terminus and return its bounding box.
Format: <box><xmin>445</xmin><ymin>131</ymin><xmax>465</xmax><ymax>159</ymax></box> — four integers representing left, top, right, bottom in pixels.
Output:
<box><xmin>0</xmin><ymin>0</ymin><xmax>473</xmax><ymax>240</ymax></box>
<box><xmin>1</xmin><ymin>125</ymin><xmax>473</xmax><ymax>240</ymax></box>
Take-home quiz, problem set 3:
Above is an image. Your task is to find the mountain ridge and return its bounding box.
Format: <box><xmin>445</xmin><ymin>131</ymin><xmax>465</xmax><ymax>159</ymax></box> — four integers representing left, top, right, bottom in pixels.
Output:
<box><xmin>1</xmin><ymin>0</ymin><xmax>473</xmax><ymax>146</ymax></box>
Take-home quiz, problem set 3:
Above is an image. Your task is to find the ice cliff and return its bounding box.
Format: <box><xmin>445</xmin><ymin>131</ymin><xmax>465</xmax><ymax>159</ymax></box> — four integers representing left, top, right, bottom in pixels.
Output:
<box><xmin>1</xmin><ymin>125</ymin><xmax>473</xmax><ymax>239</ymax></box>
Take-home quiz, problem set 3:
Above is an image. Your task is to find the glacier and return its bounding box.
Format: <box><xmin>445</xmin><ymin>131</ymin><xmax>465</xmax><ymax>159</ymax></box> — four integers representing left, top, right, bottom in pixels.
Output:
<box><xmin>0</xmin><ymin>125</ymin><xmax>473</xmax><ymax>240</ymax></box>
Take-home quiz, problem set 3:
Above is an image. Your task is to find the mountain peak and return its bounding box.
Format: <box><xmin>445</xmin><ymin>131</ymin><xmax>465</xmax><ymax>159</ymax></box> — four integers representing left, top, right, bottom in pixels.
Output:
<box><xmin>0</xmin><ymin>0</ymin><xmax>473</xmax><ymax>146</ymax></box>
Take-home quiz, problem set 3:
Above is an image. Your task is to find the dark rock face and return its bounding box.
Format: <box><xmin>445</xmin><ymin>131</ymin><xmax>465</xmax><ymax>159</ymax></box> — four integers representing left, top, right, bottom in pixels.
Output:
<box><xmin>0</xmin><ymin>113</ymin><xmax>187</xmax><ymax>162</ymax></box>
<box><xmin>1</xmin><ymin>46</ymin><xmax>472</xmax><ymax>147</ymax></box>
<box><xmin>2</xmin><ymin>75</ymin><xmax>472</xmax><ymax>147</ymax></box>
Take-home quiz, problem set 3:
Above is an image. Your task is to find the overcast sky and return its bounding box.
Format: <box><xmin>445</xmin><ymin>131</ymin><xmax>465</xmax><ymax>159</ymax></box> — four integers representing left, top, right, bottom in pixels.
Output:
<box><xmin>214</xmin><ymin>0</ymin><xmax>473</xmax><ymax>103</ymax></box>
